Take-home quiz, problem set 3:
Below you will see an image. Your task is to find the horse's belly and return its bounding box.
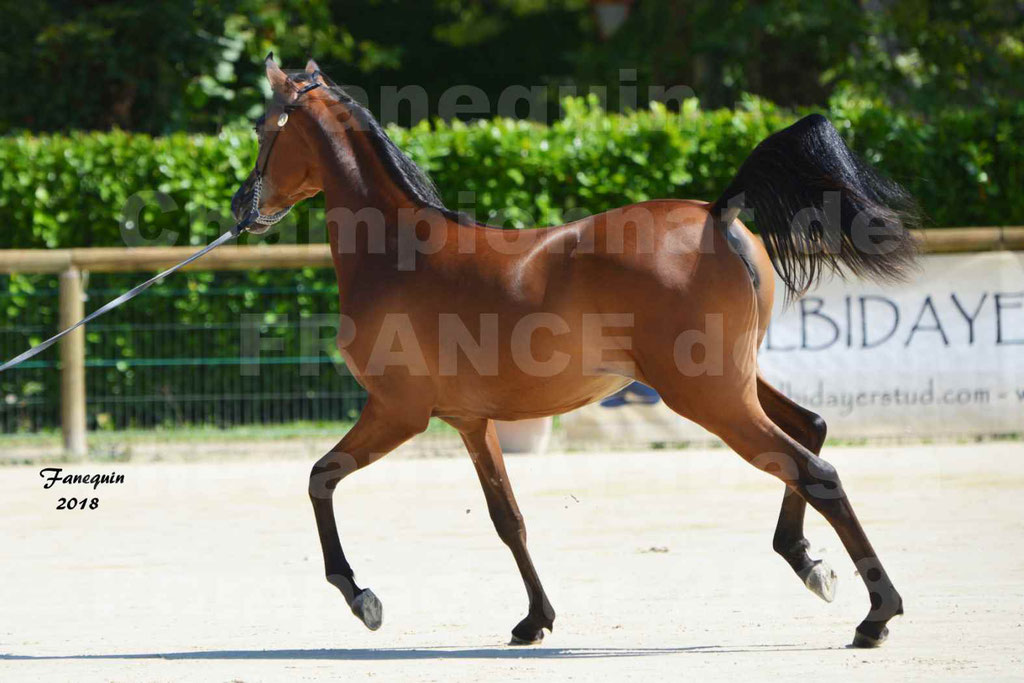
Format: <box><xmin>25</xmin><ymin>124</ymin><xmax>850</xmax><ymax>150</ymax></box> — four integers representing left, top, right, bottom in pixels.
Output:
<box><xmin>434</xmin><ymin>372</ymin><xmax>631</xmax><ymax>421</ymax></box>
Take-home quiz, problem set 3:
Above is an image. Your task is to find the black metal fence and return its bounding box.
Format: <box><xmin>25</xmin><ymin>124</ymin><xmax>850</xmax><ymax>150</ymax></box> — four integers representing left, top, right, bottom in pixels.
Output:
<box><xmin>1</xmin><ymin>271</ymin><xmax>368</xmax><ymax>433</ymax></box>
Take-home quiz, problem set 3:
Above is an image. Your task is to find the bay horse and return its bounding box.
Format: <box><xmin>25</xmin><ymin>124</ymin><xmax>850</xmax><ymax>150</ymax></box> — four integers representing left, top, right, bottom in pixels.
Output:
<box><xmin>232</xmin><ymin>56</ymin><xmax>918</xmax><ymax>648</ymax></box>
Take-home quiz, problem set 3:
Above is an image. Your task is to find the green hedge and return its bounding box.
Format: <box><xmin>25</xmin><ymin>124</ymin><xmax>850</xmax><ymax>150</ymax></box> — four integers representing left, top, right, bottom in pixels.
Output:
<box><xmin>1</xmin><ymin>93</ymin><xmax>1021</xmax><ymax>253</ymax></box>
<box><xmin>1</xmin><ymin>94</ymin><xmax>1021</xmax><ymax>431</ymax></box>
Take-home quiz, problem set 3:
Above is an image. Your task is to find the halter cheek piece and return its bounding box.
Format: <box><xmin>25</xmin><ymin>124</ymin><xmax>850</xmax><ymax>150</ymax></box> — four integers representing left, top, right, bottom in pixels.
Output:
<box><xmin>244</xmin><ymin>77</ymin><xmax>323</xmax><ymax>230</ymax></box>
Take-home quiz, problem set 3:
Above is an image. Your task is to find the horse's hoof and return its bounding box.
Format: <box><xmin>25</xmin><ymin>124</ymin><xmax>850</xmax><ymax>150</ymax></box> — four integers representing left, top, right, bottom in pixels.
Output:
<box><xmin>509</xmin><ymin>629</ymin><xmax>544</xmax><ymax>646</ymax></box>
<box><xmin>851</xmin><ymin>625</ymin><xmax>888</xmax><ymax>648</ymax></box>
<box><xmin>351</xmin><ymin>588</ymin><xmax>383</xmax><ymax>631</ymax></box>
<box><xmin>799</xmin><ymin>560</ymin><xmax>837</xmax><ymax>603</ymax></box>
<box><xmin>509</xmin><ymin>617</ymin><xmax>548</xmax><ymax>646</ymax></box>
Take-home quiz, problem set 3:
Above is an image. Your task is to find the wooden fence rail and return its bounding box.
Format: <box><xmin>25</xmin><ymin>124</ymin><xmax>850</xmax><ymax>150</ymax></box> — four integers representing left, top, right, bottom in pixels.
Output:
<box><xmin>0</xmin><ymin>226</ymin><xmax>1021</xmax><ymax>456</ymax></box>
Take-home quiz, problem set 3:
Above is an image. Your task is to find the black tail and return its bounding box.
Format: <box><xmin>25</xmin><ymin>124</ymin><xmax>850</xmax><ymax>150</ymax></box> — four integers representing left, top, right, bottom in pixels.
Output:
<box><xmin>711</xmin><ymin>114</ymin><xmax>920</xmax><ymax>299</ymax></box>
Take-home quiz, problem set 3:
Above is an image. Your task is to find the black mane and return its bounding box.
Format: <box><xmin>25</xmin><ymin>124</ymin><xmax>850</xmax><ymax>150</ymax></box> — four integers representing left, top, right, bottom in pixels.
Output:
<box><xmin>296</xmin><ymin>72</ymin><xmax>474</xmax><ymax>225</ymax></box>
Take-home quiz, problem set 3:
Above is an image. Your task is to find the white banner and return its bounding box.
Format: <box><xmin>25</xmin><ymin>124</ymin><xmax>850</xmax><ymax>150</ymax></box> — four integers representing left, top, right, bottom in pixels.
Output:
<box><xmin>563</xmin><ymin>251</ymin><xmax>1024</xmax><ymax>442</ymax></box>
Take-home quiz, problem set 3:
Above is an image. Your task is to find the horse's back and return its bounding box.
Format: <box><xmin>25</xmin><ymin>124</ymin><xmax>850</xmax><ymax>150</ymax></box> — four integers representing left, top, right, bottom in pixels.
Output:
<box><xmin>425</xmin><ymin>200</ymin><xmax>774</xmax><ymax>419</ymax></box>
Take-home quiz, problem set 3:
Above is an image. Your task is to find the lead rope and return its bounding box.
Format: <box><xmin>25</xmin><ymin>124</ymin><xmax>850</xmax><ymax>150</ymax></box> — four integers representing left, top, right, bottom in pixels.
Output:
<box><xmin>0</xmin><ymin>219</ymin><xmax>250</xmax><ymax>373</ymax></box>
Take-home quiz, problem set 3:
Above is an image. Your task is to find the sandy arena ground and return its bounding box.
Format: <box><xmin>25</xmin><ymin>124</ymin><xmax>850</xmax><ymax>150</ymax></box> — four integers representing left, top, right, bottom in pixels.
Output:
<box><xmin>1</xmin><ymin>441</ymin><xmax>1022</xmax><ymax>681</ymax></box>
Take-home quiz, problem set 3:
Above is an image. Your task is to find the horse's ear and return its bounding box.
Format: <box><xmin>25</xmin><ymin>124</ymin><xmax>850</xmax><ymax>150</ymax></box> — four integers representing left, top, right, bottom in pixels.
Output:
<box><xmin>305</xmin><ymin>59</ymin><xmax>329</xmax><ymax>88</ymax></box>
<box><xmin>265</xmin><ymin>53</ymin><xmax>295</xmax><ymax>100</ymax></box>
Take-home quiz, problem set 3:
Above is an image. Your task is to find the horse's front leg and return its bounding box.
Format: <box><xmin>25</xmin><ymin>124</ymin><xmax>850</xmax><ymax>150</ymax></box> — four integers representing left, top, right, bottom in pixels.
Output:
<box><xmin>309</xmin><ymin>399</ymin><xmax>429</xmax><ymax>630</ymax></box>
<box><xmin>447</xmin><ymin>417</ymin><xmax>555</xmax><ymax>645</ymax></box>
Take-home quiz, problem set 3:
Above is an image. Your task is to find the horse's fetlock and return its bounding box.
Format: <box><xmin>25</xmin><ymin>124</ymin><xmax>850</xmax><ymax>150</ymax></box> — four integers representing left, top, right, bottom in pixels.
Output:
<box><xmin>773</xmin><ymin>534</ymin><xmax>809</xmax><ymax>558</ymax></box>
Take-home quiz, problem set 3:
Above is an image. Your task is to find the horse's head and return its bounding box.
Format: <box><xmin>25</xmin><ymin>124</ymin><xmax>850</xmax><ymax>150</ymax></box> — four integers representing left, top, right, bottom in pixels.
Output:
<box><xmin>231</xmin><ymin>56</ymin><xmax>327</xmax><ymax>234</ymax></box>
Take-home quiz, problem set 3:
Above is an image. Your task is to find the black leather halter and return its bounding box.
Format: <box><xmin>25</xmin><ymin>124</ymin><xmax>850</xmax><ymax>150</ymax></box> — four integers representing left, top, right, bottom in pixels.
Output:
<box><xmin>253</xmin><ymin>77</ymin><xmax>323</xmax><ymax>186</ymax></box>
<box><xmin>239</xmin><ymin>76</ymin><xmax>323</xmax><ymax>231</ymax></box>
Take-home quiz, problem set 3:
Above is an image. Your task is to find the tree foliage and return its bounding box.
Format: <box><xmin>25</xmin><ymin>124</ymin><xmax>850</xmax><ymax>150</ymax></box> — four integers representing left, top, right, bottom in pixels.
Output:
<box><xmin>2</xmin><ymin>1</ymin><xmax>1020</xmax><ymax>133</ymax></box>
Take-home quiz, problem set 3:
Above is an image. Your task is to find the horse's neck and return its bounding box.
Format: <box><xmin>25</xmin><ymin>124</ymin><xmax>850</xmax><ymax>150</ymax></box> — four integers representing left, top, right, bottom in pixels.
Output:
<box><xmin>318</xmin><ymin>118</ymin><xmax>413</xmax><ymax>210</ymax></box>
<box><xmin>320</xmin><ymin>130</ymin><xmax>439</xmax><ymax>299</ymax></box>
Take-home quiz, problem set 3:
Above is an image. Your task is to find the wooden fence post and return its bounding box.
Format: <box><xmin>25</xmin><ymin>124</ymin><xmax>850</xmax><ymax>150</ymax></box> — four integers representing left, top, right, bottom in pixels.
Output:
<box><xmin>59</xmin><ymin>267</ymin><xmax>87</xmax><ymax>456</ymax></box>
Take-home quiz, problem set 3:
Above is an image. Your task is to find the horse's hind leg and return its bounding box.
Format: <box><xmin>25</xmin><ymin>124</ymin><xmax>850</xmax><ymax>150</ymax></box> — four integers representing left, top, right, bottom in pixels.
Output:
<box><xmin>704</xmin><ymin>402</ymin><xmax>904</xmax><ymax>647</ymax></box>
<box><xmin>645</xmin><ymin>353</ymin><xmax>901</xmax><ymax>646</ymax></box>
<box><xmin>309</xmin><ymin>399</ymin><xmax>428</xmax><ymax>631</ymax></box>
<box><xmin>757</xmin><ymin>376</ymin><xmax>837</xmax><ymax>603</ymax></box>
<box><xmin>446</xmin><ymin>417</ymin><xmax>555</xmax><ymax>645</ymax></box>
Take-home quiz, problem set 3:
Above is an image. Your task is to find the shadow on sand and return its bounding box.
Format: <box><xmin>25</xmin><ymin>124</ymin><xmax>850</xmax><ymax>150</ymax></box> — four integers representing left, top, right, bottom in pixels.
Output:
<box><xmin>2</xmin><ymin>644</ymin><xmax>834</xmax><ymax>662</ymax></box>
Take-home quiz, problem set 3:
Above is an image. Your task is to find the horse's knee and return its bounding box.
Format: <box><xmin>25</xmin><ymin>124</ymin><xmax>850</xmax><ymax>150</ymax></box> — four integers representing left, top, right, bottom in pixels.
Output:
<box><xmin>308</xmin><ymin>451</ymin><xmax>360</xmax><ymax>499</ymax></box>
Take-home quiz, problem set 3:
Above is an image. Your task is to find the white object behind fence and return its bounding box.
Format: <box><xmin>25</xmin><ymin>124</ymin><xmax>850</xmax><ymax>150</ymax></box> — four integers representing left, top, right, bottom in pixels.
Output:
<box><xmin>564</xmin><ymin>251</ymin><xmax>1024</xmax><ymax>442</ymax></box>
